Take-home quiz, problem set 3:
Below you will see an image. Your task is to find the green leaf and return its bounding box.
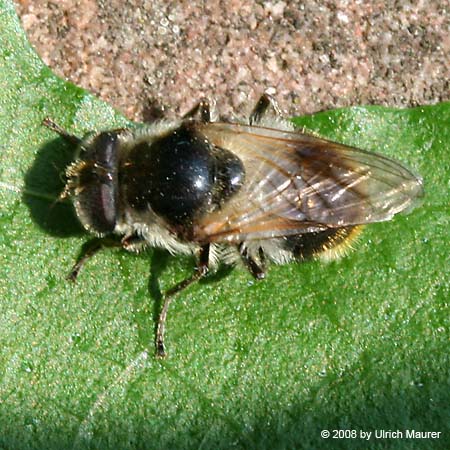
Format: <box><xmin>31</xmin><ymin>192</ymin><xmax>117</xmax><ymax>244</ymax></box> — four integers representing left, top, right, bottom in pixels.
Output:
<box><xmin>1</xmin><ymin>1</ymin><xmax>449</xmax><ymax>449</ymax></box>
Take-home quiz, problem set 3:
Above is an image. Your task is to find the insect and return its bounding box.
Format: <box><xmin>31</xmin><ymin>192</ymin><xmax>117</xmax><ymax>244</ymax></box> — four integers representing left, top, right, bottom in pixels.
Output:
<box><xmin>43</xmin><ymin>94</ymin><xmax>424</xmax><ymax>357</ymax></box>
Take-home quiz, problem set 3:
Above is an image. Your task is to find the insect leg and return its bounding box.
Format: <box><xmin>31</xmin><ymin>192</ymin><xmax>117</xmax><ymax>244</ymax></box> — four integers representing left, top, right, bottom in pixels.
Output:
<box><xmin>68</xmin><ymin>237</ymin><xmax>123</xmax><ymax>281</ymax></box>
<box><xmin>238</xmin><ymin>243</ymin><xmax>266</xmax><ymax>280</ymax></box>
<box><xmin>155</xmin><ymin>243</ymin><xmax>210</xmax><ymax>357</ymax></box>
<box><xmin>121</xmin><ymin>234</ymin><xmax>148</xmax><ymax>252</ymax></box>
<box><xmin>42</xmin><ymin>118</ymin><xmax>81</xmax><ymax>145</ymax></box>
<box><xmin>68</xmin><ymin>234</ymin><xmax>147</xmax><ymax>281</ymax></box>
<box><xmin>258</xmin><ymin>247</ymin><xmax>267</xmax><ymax>272</ymax></box>
<box><xmin>182</xmin><ymin>98</ymin><xmax>212</xmax><ymax>122</ymax></box>
<box><xmin>249</xmin><ymin>93</ymin><xmax>282</xmax><ymax>125</ymax></box>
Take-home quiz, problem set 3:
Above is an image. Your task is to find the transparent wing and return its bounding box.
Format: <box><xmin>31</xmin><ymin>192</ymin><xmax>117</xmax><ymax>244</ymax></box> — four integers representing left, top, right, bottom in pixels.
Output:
<box><xmin>193</xmin><ymin>122</ymin><xmax>423</xmax><ymax>243</ymax></box>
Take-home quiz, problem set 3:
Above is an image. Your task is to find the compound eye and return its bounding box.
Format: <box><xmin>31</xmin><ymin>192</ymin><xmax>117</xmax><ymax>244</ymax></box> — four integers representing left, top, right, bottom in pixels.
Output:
<box><xmin>74</xmin><ymin>132</ymin><xmax>119</xmax><ymax>235</ymax></box>
<box><xmin>76</xmin><ymin>178</ymin><xmax>117</xmax><ymax>234</ymax></box>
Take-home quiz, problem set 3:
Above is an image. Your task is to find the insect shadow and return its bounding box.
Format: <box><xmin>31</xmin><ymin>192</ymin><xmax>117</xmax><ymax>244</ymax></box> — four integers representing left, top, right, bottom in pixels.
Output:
<box><xmin>23</xmin><ymin>136</ymin><xmax>84</xmax><ymax>237</ymax></box>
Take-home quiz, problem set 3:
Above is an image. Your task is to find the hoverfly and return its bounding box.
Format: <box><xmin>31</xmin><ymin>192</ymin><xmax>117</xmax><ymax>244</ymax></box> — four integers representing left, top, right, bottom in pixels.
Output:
<box><xmin>43</xmin><ymin>94</ymin><xmax>423</xmax><ymax>356</ymax></box>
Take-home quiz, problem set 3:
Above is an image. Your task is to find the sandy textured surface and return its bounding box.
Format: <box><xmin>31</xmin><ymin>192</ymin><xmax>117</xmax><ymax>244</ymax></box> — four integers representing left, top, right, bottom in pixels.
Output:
<box><xmin>15</xmin><ymin>0</ymin><xmax>450</xmax><ymax>122</ymax></box>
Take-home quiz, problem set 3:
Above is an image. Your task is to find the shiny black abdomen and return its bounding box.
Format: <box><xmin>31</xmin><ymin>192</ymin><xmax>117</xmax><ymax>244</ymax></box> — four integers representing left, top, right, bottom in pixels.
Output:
<box><xmin>122</xmin><ymin>123</ymin><xmax>245</xmax><ymax>233</ymax></box>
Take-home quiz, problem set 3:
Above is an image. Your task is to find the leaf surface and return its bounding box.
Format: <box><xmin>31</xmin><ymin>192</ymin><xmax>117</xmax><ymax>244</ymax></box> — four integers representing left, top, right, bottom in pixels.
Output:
<box><xmin>0</xmin><ymin>2</ymin><xmax>448</xmax><ymax>448</ymax></box>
